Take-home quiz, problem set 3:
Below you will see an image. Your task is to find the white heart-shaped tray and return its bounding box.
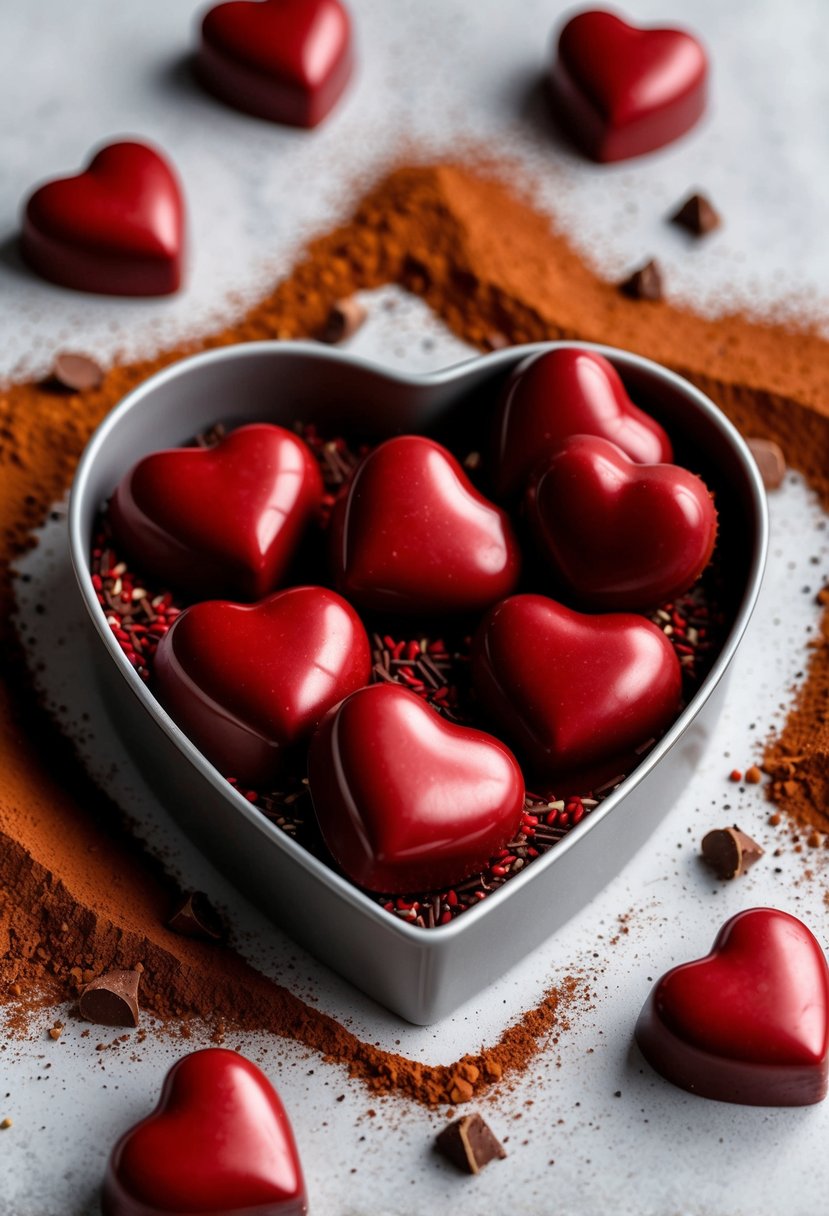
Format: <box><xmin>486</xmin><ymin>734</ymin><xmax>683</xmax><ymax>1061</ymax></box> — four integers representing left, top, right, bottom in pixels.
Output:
<box><xmin>68</xmin><ymin>340</ymin><xmax>767</xmax><ymax>1024</ymax></box>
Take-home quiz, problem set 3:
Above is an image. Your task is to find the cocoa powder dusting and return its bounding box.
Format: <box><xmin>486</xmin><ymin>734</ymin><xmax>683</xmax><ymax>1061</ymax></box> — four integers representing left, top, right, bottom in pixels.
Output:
<box><xmin>2</xmin><ymin>161</ymin><xmax>829</xmax><ymax>1097</ymax></box>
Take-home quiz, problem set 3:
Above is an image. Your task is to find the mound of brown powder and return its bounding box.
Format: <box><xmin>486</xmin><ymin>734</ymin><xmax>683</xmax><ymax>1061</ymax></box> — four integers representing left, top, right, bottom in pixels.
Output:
<box><xmin>2</xmin><ymin>160</ymin><xmax>829</xmax><ymax>1099</ymax></box>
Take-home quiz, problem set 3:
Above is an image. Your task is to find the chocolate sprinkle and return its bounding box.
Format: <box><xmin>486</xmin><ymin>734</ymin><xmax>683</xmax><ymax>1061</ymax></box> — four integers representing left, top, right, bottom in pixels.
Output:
<box><xmin>318</xmin><ymin>296</ymin><xmax>367</xmax><ymax>344</ymax></box>
<box><xmin>670</xmin><ymin>192</ymin><xmax>721</xmax><ymax>237</ymax></box>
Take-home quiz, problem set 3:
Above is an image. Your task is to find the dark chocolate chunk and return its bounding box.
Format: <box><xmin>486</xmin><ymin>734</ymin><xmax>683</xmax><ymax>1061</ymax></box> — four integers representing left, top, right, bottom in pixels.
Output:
<box><xmin>435</xmin><ymin>1113</ymin><xmax>507</xmax><ymax>1175</ymax></box>
<box><xmin>670</xmin><ymin>192</ymin><xmax>721</xmax><ymax>237</ymax></box>
<box><xmin>167</xmin><ymin>891</ymin><xmax>225</xmax><ymax>942</ymax></box>
<box><xmin>619</xmin><ymin>259</ymin><xmax>664</xmax><ymax>301</ymax></box>
<box><xmin>79</xmin><ymin>969</ymin><xmax>141</xmax><ymax>1027</ymax></box>
<box><xmin>319</xmin><ymin>296</ymin><xmax>367</xmax><ymax>344</ymax></box>
<box><xmin>701</xmin><ymin>827</ymin><xmax>764</xmax><ymax>879</ymax></box>
<box><xmin>746</xmin><ymin>438</ymin><xmax>786</xmax><ymax>490</ymax></box>
<box><xmin>51</xmin><ymin>352</ymin><xmax>104</xmax><ymax>392</ymax></box>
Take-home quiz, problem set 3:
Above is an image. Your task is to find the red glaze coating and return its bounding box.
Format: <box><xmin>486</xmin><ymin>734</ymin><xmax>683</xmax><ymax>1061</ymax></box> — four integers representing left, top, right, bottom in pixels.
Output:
<box><xmin>21</xmin><ymin>141</ymin><xmax>185</xmax><ymax>296</ymax></box>
<box><xmin>155</xmin><ymin>585</ymin><xmax>370</xmax><ymax>786</ymax></box>
<box><xmin>102</xmin><ymin>1048</ymin><xmax>307</xmax><ymax>1216</ymax></box>
<box><xmin>196</xmin><ymin>0</ymin><xmax>354</xmax><ymax>128</ymax></box>
<box><xmin>471</xmin><ymin>594</ymin><xmax>681</xmax><ymax>786</ymax></box>
<box><xmin>492</xmin><ymin>348</ymin><xmax>672</xmax><ymax>500</ymax></box>
<box><xmin>549</xmin><ymin>10</ymin><xmax>708</xmax><ymax>163</ymax></box>
<box><xmin>308</xmin><ymin>684</ymin><xmax>525</xmax><ymax>893</ymax></box>
<box><xmin>525</xmin><ymin>434</ymin><xmax>718</xmax><ymax>611</ymax></box>
<box><xmin>636</xmin><ymin>909</ymin><xmax>829</xmax><ymax>1106</ymax></box>
<box><xmin>330</xmin><ymin>435</ymin><xmax>521</xmax><ymax>616</ymax></box>
<box><xmin>110</xmin><ymin>424</ymin><xmax>324</xmax><ymax>601</ymax></box>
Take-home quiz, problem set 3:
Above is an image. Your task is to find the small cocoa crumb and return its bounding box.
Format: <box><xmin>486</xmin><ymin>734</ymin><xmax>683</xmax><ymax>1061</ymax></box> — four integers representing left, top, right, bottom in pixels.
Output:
<box><xmin>744</xmin><ymin>765</ymin><xmax>762</xmax><ymax>784</ymax></box>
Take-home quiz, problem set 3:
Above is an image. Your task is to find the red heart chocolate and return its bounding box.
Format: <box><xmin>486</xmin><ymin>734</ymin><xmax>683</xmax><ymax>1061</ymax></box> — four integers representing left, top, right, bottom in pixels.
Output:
<box><xmin>196</xmin><ymin>0</ymin><xmax>354</xmax><ymax>128</ymax></box>
<box><xmin>471</xmin><ymin>593</ymin><xmax>681</xmax><ymax>787</ymax></box>
<box><xmin>635</xmin><ymin>908</ymin><xmax>829</xmax><ymax>1106</ymax></box>
<box><xmin>549</xmin><ymin>10</ymin><xmax>708</xmax><ymax>163</ymax></box>
<box><xmin>155</xmin><ymin>585</ymin><xmax>370</xmax><ymax>785</ymax></box>
<box><xmin>492</xmin><ymin>348</ymin><xmax>672</xmax><ymax>500</ymax></box>
<box><xmin>330</xmin><ymin>434</ymin><xmax>521</xmax><ymax>616</ymax></box>
<box><xmin>102</xmin><ymin>1048</ymin><xmax>307</xmax><ymax>1216</ymax></box>
<box><xmin>21</xmin><ymin>141</ymin><xmax>185</xmax><ymax>296</ymax></box>
<box><xmin>308</xmin><ymin>684</ymin><xmax>525</xmax><ymax>893</ymax></box>
<box><xmin>110</xmin><ymin>423</ymin><xmax>324</xmax><ymax>601</ymax></box>
<box><xmin>525</xmin><ymin>434</ymin><xmax>717</xmax><ymax>610</ymax></box>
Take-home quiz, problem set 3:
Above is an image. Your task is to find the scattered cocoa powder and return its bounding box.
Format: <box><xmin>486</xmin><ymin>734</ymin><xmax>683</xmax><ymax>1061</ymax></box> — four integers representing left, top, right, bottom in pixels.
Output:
<box><xmin>3</xmin><ymin>160</ymin><xmax>829</xmax><ymax>1098</ymax></box>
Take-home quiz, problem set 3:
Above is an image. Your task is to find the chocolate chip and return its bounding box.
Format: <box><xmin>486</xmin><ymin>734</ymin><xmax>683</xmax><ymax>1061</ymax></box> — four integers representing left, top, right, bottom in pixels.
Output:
<box><xmin>670</xmin><ymin>193</ymin><xmax>721</xmax><ymax>237</ymax></box>
<box><xmin>435</xmin><ymin>1113</ymin><xmax>507</xmax><ymax>1175</ymax></box>
<box><xmin>318</xmin><ymin>297</ymin><xmax>367</xmax><ymax>344</ymax></box>
<box><xmin>746</xmin><ymin>437</ymin><xmax>786</xmax><ymax>490</ymax></box>
<box><xmin>51</xmin><ymin>352</ymin><xmax>104</xmax><ymax>392</ymax></box>
<box><xmin>167</xmin><ymin>891</ymin><xmax>225</xmax><ymax>942</ymax></box>
<box><xmin>619</xmin><ymin>259</ymin><xmax>664</xmax><ymax>301</ymax></box>
<box><xmin>701</xmin><ymin>827</ymin><xmax>764</xmax><ymax>880</ymax></box>
<box><xmin>79</xmin><ymin>969</ymin><xmax>141</xmax><ymax>1027</ymax></box>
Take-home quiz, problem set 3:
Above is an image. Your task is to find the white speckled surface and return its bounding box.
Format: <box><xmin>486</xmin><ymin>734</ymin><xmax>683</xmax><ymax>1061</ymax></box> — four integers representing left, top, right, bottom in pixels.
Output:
<box><xmin>2</xmin><ymin>2</ymin><xmax>829</xmax><ymax>1214</ymax></box>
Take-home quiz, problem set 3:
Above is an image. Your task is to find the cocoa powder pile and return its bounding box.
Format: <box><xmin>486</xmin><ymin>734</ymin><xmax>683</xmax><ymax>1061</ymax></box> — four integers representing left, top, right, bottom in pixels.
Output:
<box><xmin>2</xmin><ymin>160</ymin><xmax>829</xmax><ymax>1102</ymax></box>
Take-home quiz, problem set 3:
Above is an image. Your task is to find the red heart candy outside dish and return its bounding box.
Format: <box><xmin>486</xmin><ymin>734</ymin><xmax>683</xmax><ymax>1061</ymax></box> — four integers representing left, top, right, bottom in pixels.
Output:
<box><xmin>196</xmin><ymin>0</ymin><xmax>354</xmax><ymax>128</ymax></box>
<box><xmin>492</xmin><ymin>348</ymin><xmax>672</xmax><ymax>500</ymax></box>
<box><xmin>330</xmin><ymin>435</ymin><xmax>521</xmax><ymax>616</ymax></box>
<box><xmin>471</xmin><ymin>593</ymin><xmax>681</xmax><ymax>787</ymax></box>
<box><xmin>21</xmin><ymin>141</ymin><xmax>185</xmax><ymax>296</ymax></box>
<box><xmin>308</xmin><ymin>684</ymin><xmax>525</xmax><ymax>893</ymax></box>
<box><xmin>102</xmin><ymin>1048</ymin><xmax>307</xmax><ymax>1216</ymax></box>
<box><xmin>635</xmin><ymin>909</ymin><xmax>829</xmax><ymax>1106</ymax></box>
<box><xmin>155</xmin><ymin>585</ymin><xmax>370</xmax><ymax>786</ymax></box>
<box><xmin>549</xmin><ymin>10</ymin><xmax>708</xmax><ymax>163</ymax></box>
<box><xmin>111</xmin><ymin>424</ymin><xmax>324</xmax><ymax>601</ymax></box>
<box><xmin>525</xmin><ymin>434</ymin><xmax>717</xmax><ymax>611</ymax></box>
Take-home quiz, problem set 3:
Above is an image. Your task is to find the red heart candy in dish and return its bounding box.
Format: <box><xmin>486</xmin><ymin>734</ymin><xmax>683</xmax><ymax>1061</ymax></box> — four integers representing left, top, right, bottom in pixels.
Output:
<box><xmin>308</xmin><ymin>684</ymin><xmax>525</xmax><ymax>893</ymax></box>
<box><xmin>471</xmin><ymin>594</ymin><xmax>681</xmax><ymax>787</ymax></box>
<box><xmin>330</xmin><ymin>435</ymin><xmax>521</xmax><ymax>616</ymax></box>
<box><xmin>110</xmin><ymin>424</ymin><xmax>324</xmax><ymax>601</ymax></box>
<box><xmin>635</xmin><ymin>908</ymin><xmax>829</xmax><ymax>1106</ymax></box>
<box><xmin>102</xmin><ymin>1048</ymin><xmax>307</xmax><ymax>1216</ymax></box>
<box><xmin>196</xmin><ymin>0</ymin><xmax>354</xmax><ymax>128</ymax></box>
<box><xmin>549</xmin><ymin>9</ymin><xmax>708</xmax><ymax>162</ymax></box>
<box><xmin>525</xmin><ymin>434</ymin><xmax>718</xmax><ymax>611</ymax></box>
<box><xmin>154</xmin><ymin>585</ymin><xmax>370</xmax><ymax>786</ymax></box>
<box><xmin>492</xmin><ymin>348</ymin><xmax>672</xmax><ymax>500</ymax></box>
<box><xmin>21</xmin><ymin>141</ymin><xmax>185</xmax><ymax>296</ymax></box>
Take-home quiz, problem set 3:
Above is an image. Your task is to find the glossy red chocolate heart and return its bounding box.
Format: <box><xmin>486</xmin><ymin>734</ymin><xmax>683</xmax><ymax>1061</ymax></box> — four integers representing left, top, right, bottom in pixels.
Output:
<box><xmin>492</xmin><ymin>348</ymin><xmax>672</xmax><ymax>500</ymax></box>
<box><xmin>330</xmin><ymin>435</ymin><xmax>521</xmax><ymax>616</ymax></box>
<box><xmin>636</xmin><ymin>908</ymin><xmax>829</xmax><ymax>1106</ymax></box>
<box><xmin>21</xmin><ymin>141</ymin><xmax>185</xmax><ymax>296</ymax></box>
<box><xmin>308</xmin><ymin>684</ymin><xmax>525</xmax><ymax>893</ymax></box>
<box><xmin>525</xmin><ymin>434</ymin><xmax>717</xmax><ymax>610</ymax></box>
<box><xmin>111</xmin><ymin>424</ymin><xmax>324</xmax><ymax>601</ymax></box>
<box><xmin>102</xmin><ymin>1048</ymin><xmax>307</xmax><ymax>1216</ymax></box>
<box><xmin>196</xmin><ymin>0</ymin><xmax>354</xmax><ymax>128</ymax></box>
<box><xmin>155</xmin><ymin>585</ymin><xmax>370</xmax><ymax>785</ymax></box>
<box><xmin>549</xmin><ymin>10</ymin><xmax>708</xmax><ymax>162</ymax></box>
<box><xmin>471</xmin><ymin>593</ymin><xmax>681</xmax><ymax>787</ymax></box>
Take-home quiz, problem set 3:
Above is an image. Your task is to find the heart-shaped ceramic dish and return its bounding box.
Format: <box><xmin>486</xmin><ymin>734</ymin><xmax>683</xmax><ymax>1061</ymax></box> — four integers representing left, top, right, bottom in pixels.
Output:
<box><xmin>68</xmin><ymin>340</ymin><xmax>767</xmax><ymax>1024</ymax></box>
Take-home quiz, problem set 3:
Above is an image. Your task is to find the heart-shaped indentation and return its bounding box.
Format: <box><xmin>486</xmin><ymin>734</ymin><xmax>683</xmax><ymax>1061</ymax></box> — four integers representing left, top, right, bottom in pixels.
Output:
<box><xmin>492</xmin><ymin>348</ymin><xmax>672</xmax><ymax>500</ymax></box>
<box><xmin>471</xmin><ymin>593</ymin><xmax>681</xmax><ymax>786</ymax></box>
<box><xmin>111</xmin><ymin>423</ymin><xmax>324</xmax><ymax>601</ymax></box>
<box><xmin>636</xmin><ymin>908</ymin><xmax>829</xmax><ymax>1106</ymax></box>
<box><xmin>330</xmin><ymin>435</ymin><xmax>521</xmax><ymax>616</ymax></box>
<box><xmin>526</xmin><ymin>434</ymin><xmax>717</xmax><ymax>610</ymax></box>
<box><xmin>21</xmin><ymin>141</ymin><xmax>185</xmax><ymax>297</ymax></box>
<box><xmin>155</xmin><ymin>585</ymin><xmax>370</xmax><ymax>786</ymax></box>
<box><xmin>196</xmin><ymin>0</ymin><xmax>354</xmax><ymax>128</ymax></box>
<box><xmin>550</xmin><ymin>10</ymin><xmax>708</xmax><ymax>162</ymax></box>
<box><xmin>308</xmin><ymin>683</ymin><xmax>525</xmax><ymax>893</ymax></box>
<box><xmin>102</xmin><ymin>1048</ymin><xmax>307</xmax><ymax>1216</ymax></box>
